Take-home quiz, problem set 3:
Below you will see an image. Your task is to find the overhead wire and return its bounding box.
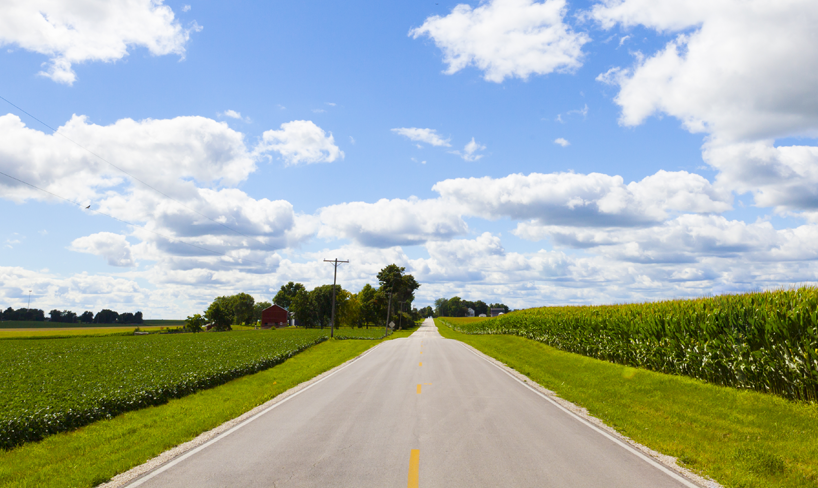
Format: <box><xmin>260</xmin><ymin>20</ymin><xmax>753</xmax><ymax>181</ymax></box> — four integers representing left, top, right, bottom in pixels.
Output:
<box><xmin>0</xmin><ymin>169</ymin><xmax>272</xmax><ymax>267</ymax></box>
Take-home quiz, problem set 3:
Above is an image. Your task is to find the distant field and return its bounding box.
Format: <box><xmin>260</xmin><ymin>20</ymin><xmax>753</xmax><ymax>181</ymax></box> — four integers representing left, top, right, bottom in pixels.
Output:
<box><xmin>0</xmin><ymin>329</ymin><xmax>329</xmax><ymax>449</ymax></box>
<box><xmin>0</xmin><ymin>326</ymin><xmax>164</xmax><ymax>340</ymax></box>
<box><xmin>0</xmin><ymin>321</ymin><xmax>144</xmax><ymax>329</ymax></box>
<box><xmin>142</xmin><ymin>319</ymin><xmax>185</xmax><ymax>326</ymax></box>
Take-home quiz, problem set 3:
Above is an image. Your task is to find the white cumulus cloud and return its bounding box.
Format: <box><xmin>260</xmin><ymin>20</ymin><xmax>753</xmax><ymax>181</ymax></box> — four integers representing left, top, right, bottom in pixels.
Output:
<box><xmin>554</xmin><ymin>137</ymin><xmax>570</xmax><ymax>147</ymax></box>
<box><xmin>257</xmin><ymin>120</ymin><xmax>344</xmax><ymax>166</ymax></box>
<box><xmin>70</xmin><ymin>232</ymin><xmax>135</xmax><ymax>267</ymax></box>
<box><xmin>410</xmin><ymin>0</ymin><xmax>590</xmax><ymax>82</ymax></box>
<box><xmin>0</xmin><ymin>0</ymin><xmax>200</xmax><ymax>85</ymax></box>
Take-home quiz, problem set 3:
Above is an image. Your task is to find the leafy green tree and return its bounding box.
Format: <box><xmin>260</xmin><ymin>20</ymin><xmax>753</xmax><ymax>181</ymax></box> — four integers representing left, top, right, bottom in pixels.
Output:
<box><xmin>79</xmin><ymin>311</ymin><xmax>94</xmax><ymax>323</ymax></box>
<box><xmin>290</xmin><ymin>288</ymin><xmax>317</xmax><ymax>328</ymax></box>
<box><xmin>377</xmin><ymin>264</ymin><xmax>420</xmax><ymax>325</ymax></box>
<box><xmin>357</xmin><ymin>284</ymin><xmax>379</xmax><ymax>328</ymax></box>
<box><xmin>418</xmin><ymin>306</ymin><xmax>434</xmax><ymax>318</ymax></box>
<box><xmin>94</xmin><ymin>309</ymin><xmax>119</xmax><ymax>324</ymax></box>
<box><xmin>230</xmin><ymin>293</ymin><xmax>255</xmax><ymax>325</ymax></box>
<box><xmin>311</xmin><ymin>285</ymin><xmax>347</xmax><ymax>329</ymax></box>
<box><xmin>473</xmin><ymin>300</ymin><xmax>488</xmax><ymax>316</ymax></box>
<box><xmin>274</xmin><ymin>282</ymin><xmax>306</xmax><ymax>310</ymax></box>
<box><xmin>205</xmin><ymin>301</ymin><xmax>232</xmax><ymax>331</ymax></box>
<box><xmin>184</xmin><ymin>313</ymin><xmax>205</xmax><ymax>333</ymax></box>
<box><xmin>253</xmin><ymin>301</ymin><xmax>272</xmax><ymax>322</ymax></box>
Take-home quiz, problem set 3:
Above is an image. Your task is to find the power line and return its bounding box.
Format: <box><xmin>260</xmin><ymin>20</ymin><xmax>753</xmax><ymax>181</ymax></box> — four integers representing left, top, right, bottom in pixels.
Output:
<box><xmin>0</xmin><ymin>169</ymin><xmax>271</xmax><ymax>267</ymax></box>
<box><xmin>0</xmin><ymin>94</ymin><xmax>259</xmax><ymax>242</ymax></box>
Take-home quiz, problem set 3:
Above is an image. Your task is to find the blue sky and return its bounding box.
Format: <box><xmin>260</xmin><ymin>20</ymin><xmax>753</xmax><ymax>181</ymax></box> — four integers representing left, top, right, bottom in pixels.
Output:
<box><xmin>2</xmin><ymin>0</ymin><xmax>817</xmax><ymax>318</ymax></box>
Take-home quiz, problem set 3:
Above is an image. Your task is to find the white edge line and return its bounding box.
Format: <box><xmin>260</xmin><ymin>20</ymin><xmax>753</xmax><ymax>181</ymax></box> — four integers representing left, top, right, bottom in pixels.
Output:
<box><xmin>456</xmin><ymin>342</ymin><xmax>702</xmax><ymax>488</ymax></box>
<box><xmin>126</xmin><ymin>343</ymin><xmax>382</xmax><ymax>487</ymax></box>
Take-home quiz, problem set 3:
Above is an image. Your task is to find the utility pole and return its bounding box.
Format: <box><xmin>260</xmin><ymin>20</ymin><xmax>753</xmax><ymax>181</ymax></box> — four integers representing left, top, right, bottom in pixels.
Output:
<box><xmin>27</xmin><ymin>290</ymin><xmax>32</xmax><ymax>309</ymax></box>
<box><xmin>323</xmin><ymin>258</ymin><xmax>349</xmax><ymax>339</ymax></box>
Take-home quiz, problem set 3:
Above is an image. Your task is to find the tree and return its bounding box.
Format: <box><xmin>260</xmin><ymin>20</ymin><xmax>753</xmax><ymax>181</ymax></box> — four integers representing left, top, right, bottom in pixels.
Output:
<box><xmin>274</xmin><ymin>282</ymin><xmax>305</xmax><ymax>310</ymax></box>
<box><xmin>473</xmin><ymin>300</ymin><xmax>488</xmax><ymax>316</ymax></box>
<box><xmin>184</xmin><ymin>313</ymin><xmax>205</xmax><ymax>333</ymax></box>
<box><xmin>377</xmin><ymin>264</ymin><xmax>420</xmax><ymax>326</ymax></box>
<box><xmin>253</xmin><ymin>301</ymin><xmax>272</xmax><ymax>322</ymax></box>
<box><xmin>290</xmin><ymin>288</ymin><xmax>317</xmax><ymax>328</ymax></box>
<box><xmin>94</xmin><ymin>309</ymin><xmax>119</xmax><ymax>324</ymax></box>
<box><xmin>311</xmin><ymin>285</ymin><xmax>347</xmax><ymax>329</ymax></box>
<box><xmin>205</xmin><ymin>301</ymin><xmax>232</xmax><ymax>331</ymax></box>
<box><xmin>230</xmin><ymin>293</ymin><xmax>255</xmax><ymax>325</ymax></box>
<box><xmin>418</xmin><ymin>306</ymin><xmax>434</xmax><ymax>318</ymax></box>
<box><xmin>357</xmin><ymin>284</ymin><xmax>379</xmax><ymax>328</ymax></box>
<box><xmin>79</xmin><ymin>311</ymin><xmax>94</xmax><ymax>323</ymax></box>
<box><xmin>338</xmin><ymin>289</ymin><xmax>359</xmax><ymax>327</ymax></box>
<box><xmin>49</xmin><ymin>309</ymin><xmax>63</xmax><ymax>323</ymax></box>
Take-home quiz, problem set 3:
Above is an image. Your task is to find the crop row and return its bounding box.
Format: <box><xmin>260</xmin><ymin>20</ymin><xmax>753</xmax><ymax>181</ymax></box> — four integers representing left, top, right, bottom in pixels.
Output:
<box><xmin>440</xmin><ymin>287</ymin><xmax>818</xmax><ymax>401</ymax></box>
<box><xmin>0</xmin><ymin>329</ymin><xmax>328</xmax><ymax>449</ymax></box>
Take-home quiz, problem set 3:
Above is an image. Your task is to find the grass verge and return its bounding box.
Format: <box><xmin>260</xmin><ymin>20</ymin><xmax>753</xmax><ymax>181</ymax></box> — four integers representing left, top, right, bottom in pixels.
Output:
<box><xmin>435</xmin><ymin>319</ymin><xmax>818</xmax><ymax>488</ymax></box>
<box><xmin>0</xmin><ymin>338</ymin><xmax>379</xmax><ymax>488</ymax></box>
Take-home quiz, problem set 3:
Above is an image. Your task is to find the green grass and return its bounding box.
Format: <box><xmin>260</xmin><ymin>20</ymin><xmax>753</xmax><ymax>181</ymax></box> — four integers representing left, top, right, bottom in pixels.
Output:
<box><xmin>435</xmin><ymin>319</ymin><xmax>818</xmax><ymax>488</ymax></box>
<box><xmin>0</xmin><ymin>338</ymin><xmax>379</xmax><ymax>488</ymax></box>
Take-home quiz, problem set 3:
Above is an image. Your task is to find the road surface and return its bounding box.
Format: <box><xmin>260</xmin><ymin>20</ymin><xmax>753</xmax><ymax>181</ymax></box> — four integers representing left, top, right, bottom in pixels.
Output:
<box><xmin>128</xmin><ymin>319</ymin><xmax>699</xmax><ymax>488</ymax></box>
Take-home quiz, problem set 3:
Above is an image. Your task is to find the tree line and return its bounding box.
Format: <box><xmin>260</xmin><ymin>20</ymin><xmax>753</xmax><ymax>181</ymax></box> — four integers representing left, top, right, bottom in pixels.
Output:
<box><xmin>186</xmin><ymin>264</ymin><xmax>421</xmax><ymax>332</ymax></box>
<box><xmin>430</xmin><ymin>297</ymin><xmax>510</xmax><ymax>317</ymax></box>
<box><xmin>1</xmin><ymin>307</ymin><xmax>143</xmax><ymax>324</ymax></box>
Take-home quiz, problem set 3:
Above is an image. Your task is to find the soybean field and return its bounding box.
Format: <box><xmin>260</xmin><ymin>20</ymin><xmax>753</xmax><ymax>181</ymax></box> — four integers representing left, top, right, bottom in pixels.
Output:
<box><xmin>0</xmin><ymin>329</ymin><xmax>328</xmax><ymax>450</ymax></box>
<box><xmin>441</xmin><ymin>287</ymin><xmax>818</xmax><ymax>402</ymax></box>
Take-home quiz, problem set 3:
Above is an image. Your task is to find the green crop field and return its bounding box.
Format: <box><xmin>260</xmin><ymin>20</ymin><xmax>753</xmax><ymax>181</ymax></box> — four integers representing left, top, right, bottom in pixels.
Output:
<box><xmin>440</xmin><ymin>286</ymin><xmax>818</xmax><ymax>402</ymax></box>
<box><xmin>0</xmin><ymin>329</ymin><xmax>328</xmax><ymax>450</ymax></box>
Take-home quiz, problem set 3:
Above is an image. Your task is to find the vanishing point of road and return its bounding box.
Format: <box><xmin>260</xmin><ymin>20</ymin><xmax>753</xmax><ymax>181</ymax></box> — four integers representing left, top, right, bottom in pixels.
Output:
<box><xmin>127</xmin><ymin>319</ymin><xmax>700</xmax><ymax>488</ymax></box>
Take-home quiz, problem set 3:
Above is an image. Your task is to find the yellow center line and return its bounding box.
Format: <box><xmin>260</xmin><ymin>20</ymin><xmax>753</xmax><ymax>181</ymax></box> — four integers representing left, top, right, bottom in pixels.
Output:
<box><xmin>419</xmin><ymin>362</ymin><xmax>422</xmax><ymax>367</ymax></box>
<box><xmin>408</xmin><ymin>449</ymin><xmax>420</xmax><ymax>488</ymax></box>
<box><xmin>417</xmin><ymin>384</ymin><xmax>421</xmax><ymax>394</ymax></box>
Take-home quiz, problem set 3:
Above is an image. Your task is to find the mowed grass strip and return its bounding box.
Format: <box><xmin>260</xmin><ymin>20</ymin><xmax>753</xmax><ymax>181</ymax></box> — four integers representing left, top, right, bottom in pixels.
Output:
<box><xmin>0</xmin><ymin>338</ymin><xmax>379</xmax><ymax>488</ymax></box>
<box><xmin>435</xmin><ymin>320</ymin><xmax>818</xmax><ymax>488</ymax></box>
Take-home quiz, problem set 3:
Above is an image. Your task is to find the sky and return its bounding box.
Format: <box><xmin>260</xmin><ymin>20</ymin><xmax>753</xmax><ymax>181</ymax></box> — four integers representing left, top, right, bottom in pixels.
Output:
<box><xmin>2</xmin><ymin>0</ymin><xmax>818</xmax><ymax>318</ymax></box>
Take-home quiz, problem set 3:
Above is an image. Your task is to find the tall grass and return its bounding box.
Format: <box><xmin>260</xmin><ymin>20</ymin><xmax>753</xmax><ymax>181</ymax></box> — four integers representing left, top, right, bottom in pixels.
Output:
<box><xmin>441</xmin><ymin>287</ymin><xmax>818</xmax><ymax>401</ymax></box>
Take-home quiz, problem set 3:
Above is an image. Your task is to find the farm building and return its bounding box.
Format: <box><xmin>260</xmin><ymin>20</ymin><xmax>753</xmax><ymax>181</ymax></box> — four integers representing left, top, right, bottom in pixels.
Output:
<box><xmin>490</xmin><ymin>308</ymin><xmax>505</xmax><ymax>317</ymax></box>
<box><xmin>466</xmin><ymin>308</ymin><xmax>475</xmax><ymax>317</ymax></box>
<box><xmin>261</xmin><ymin>304</ymin><xmax>289</xmax><ymax>329</ymax></box>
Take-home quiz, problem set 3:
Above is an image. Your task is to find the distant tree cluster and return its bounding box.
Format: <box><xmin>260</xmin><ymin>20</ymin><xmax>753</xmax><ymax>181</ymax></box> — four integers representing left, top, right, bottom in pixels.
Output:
<box><xmin>274</xmin><ymin>264</ymin><xmax>421</xmax><ymax>330</ymax></box>
<box><xmin>1</xmin><ymin>307</ymin><xmax>142</xmax><ymax>324</ymax></box>
<box><xmin>191</xmin><ymin>264</ymin><xmax>423</xmax><ymax>333</ymax></box>
<box><xmin>433</xmin><ymin>297</ymin><xmax>509</xmax><ymax>317</ymax></box>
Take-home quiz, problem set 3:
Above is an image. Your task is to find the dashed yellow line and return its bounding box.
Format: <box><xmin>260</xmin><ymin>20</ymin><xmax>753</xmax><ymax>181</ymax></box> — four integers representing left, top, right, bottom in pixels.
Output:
<box><xmin>417</xmin><ymin>384</ymin><xmax>422</xmax><ymax>394</ymax></box>
<box><xmin>419</xmin><ymin>362</ymin><xmax>422</xmax><ymax>367</ymax></box>
<box><xmin>408</xmin><ymin>449</ymin><xmax>420</xmax><ymax>488</ymax></box>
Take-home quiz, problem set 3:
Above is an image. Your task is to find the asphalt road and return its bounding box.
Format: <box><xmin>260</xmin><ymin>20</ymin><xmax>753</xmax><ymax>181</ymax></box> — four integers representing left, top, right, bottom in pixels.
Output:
<box><xmin>128</xmin><ymin>319</ymin><xmax>699</xmax><ymax>488</ymax></box>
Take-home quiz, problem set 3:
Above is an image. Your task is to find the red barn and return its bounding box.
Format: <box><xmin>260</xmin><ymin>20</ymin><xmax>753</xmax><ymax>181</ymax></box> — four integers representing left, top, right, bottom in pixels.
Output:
<box><xmin>261</xmin><ymin>304</ymin><xmax>289</xmax><ymax>329</ymax></box>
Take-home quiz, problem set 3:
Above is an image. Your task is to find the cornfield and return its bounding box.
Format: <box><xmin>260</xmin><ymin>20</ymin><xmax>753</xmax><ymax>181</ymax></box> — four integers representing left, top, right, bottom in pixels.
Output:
<box><xmin>441</xmin><ymin>287</ymin><xmax>818</xmax><ymax>402</ymax></box>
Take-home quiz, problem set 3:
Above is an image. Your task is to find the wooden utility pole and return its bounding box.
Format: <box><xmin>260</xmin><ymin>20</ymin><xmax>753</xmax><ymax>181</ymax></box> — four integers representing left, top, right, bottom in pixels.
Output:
<box><xmin>324</xmin><ymin>258</ymin><xmax>349</xmax><ymax>338</ymax></box>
